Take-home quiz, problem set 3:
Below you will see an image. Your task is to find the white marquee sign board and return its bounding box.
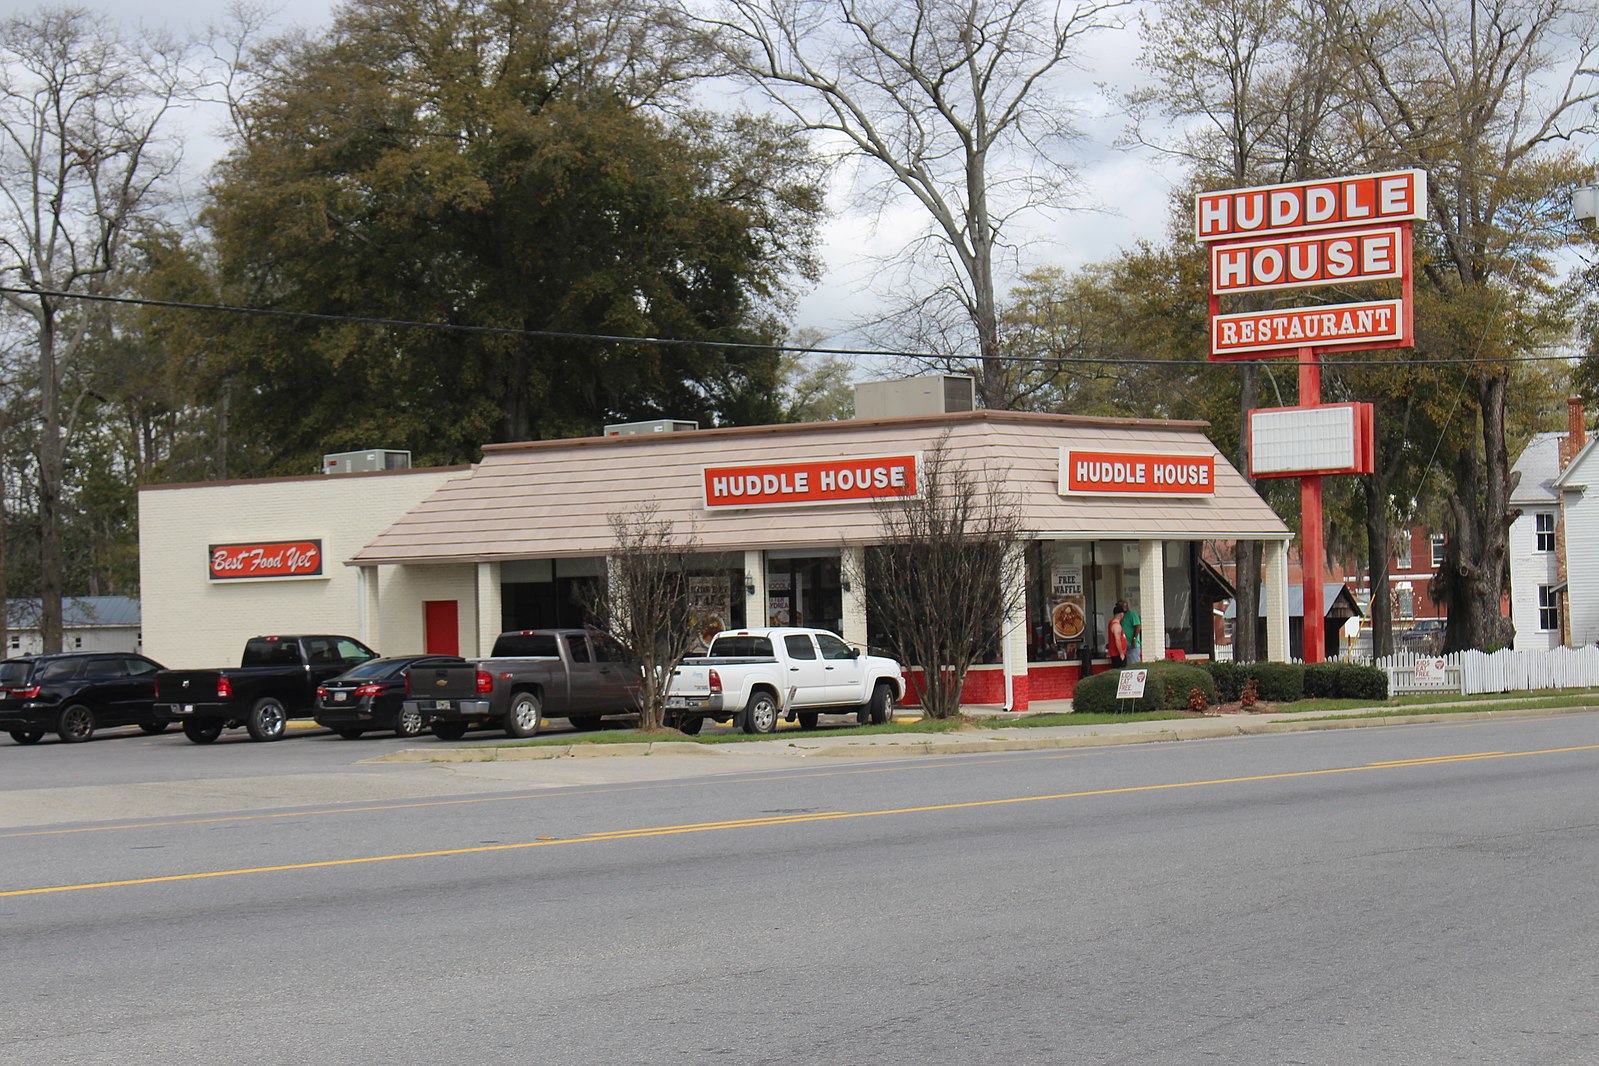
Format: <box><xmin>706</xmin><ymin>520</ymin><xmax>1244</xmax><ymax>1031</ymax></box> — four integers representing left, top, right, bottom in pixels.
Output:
<box><xmin>1249</xmin><ymin>403</ymin><xmax>1375</xmax><ymax>478</ymax></box>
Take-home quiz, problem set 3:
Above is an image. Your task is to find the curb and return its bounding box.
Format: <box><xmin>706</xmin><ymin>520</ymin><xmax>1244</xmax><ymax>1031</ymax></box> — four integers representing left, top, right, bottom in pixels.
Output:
<box><xmin>363</xmin><ymin>704</ymin><xmax>1598</xmax><ymax>765</ymax></box>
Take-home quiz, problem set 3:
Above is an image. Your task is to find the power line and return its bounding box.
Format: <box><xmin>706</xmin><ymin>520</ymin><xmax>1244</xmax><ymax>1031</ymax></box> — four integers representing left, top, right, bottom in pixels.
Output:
<box><xmin>0</xmin><ymin>284</ymin><xmax>1582</xmax><ymax>369</ymax></box>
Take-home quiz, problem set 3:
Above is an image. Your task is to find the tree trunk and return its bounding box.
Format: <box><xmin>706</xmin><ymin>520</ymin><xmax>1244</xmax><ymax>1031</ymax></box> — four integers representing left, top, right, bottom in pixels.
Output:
<box><xmin>1443</xmin><ymin>373</ymin><xmax>1516</xmax><ymax>652</ymax></box>
<box><xmin>38</xmin><ymin>304</ymin><xmax>64</xmax><ymax>654</ymax></box>
<box><xmin>1361</xmin><ymin>475</ymin><xmax>1393</xmax><ymax>657</ymax></box>
<box><xmin>1233</xmin><ymin>364</ymin><xmax>1262</xmax><ymax>662</ymax></box>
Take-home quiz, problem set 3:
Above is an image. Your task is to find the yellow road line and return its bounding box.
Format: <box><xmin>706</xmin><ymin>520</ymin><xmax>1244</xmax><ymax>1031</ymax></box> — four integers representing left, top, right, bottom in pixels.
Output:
<box><xmin>4</xmin><ymin>742</ymin><xmax>1596</xmax><ymax>899</ymax></box>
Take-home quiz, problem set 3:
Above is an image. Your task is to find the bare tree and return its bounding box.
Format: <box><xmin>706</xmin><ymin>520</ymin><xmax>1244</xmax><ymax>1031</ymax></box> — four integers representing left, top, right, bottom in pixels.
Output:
<box><xmin>850</xmin><ymin>435</ymin><xmax>1024</xmax><ymax>718</ymax></box>
<box><xmin>681</xmin><ymin>0</ymin><xmax>1128</xmax><ymax>409</ymax></box>
<box><xmin>583</xmin><ymin>503</ymin><xmax>703</xmax><ymax>732</ymax></box>
<box><xmin>0</xmin><ymin>8</ymin><xmax>193</xmax><ymax>650</ymax></box>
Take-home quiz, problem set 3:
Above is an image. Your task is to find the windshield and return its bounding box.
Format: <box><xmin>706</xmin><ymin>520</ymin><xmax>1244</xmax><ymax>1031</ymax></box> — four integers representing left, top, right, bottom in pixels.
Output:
<box><xmin>0</xmin><ymin>660</ymin><xmax>34</xmax><ymax>686</ymax></box>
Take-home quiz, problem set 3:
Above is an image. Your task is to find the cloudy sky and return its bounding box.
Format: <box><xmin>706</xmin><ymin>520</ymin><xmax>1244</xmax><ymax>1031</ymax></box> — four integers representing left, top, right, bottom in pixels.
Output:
<box><xmin>70</xmin><ymin>0</ymin><xmax>1178</xmax><ymax>358</ymax></box>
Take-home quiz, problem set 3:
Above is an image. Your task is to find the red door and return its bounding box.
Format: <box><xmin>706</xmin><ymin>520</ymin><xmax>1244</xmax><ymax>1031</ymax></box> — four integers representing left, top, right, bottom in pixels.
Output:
<box><xmin>423</xmin><ymin>600</ymin><xmax>459</xmax><ymax>655</ymax></box>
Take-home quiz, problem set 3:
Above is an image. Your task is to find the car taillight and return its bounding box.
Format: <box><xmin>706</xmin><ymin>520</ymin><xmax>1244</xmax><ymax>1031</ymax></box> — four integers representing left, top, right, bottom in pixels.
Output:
<box><xmin>354</xmin><ymin>684</ymin><xmax>385</xmax><ymax>698</ymax></box>
<box><xmin>708</xmin><ymin>668</ymin><xmax>722</xmax><ymax>694</ymax></box>
<box><xmin>9</xmin><ymin>685</ymin><xmax>40</xmax><ymax>699</ymax></box>
<box><xmin>316</xmin><ymin>686</ymin><xmax>329</xmax><ymax>699</ymax></box>
<box><xmin>476</xmin><ymin>670</ymin><xmax>493</xmax><ymax>695</ymax></box>
<box><xmin>217</xmin><ymin>676</ymin><xmax>233</xmax><ymax>699</ymax></box>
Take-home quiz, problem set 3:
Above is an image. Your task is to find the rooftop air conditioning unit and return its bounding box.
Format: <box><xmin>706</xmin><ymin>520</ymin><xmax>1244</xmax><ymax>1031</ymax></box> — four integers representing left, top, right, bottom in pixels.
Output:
<box><xmin>853</xmin><ymin>375</ymin><xmax>976</xmax><ymax>419</ymax></box>
<box><xmin>603</xmin><ymin>419</ymin><xmax>699</xmax><ymax>437</ymax></box>
<box><xmin>323</xmin><ymin>449</ymin><xmax>412</xmax><ymax>474</ymax></box>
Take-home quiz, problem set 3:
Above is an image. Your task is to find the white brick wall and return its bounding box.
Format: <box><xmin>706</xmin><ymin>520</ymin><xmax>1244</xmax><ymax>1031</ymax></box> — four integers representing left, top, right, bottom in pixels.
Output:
<box><xmin>138</xmin><ymin>469</ymin><xmax>464</xmax><ymax>668</ymax></box>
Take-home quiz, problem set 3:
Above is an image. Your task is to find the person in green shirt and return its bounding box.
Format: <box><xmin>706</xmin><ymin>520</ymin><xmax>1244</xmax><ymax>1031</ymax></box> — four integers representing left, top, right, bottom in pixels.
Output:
<box><xmin>1123</xmin><ymin>598</ymin><xmax>1143</xmax><ymax>664</ymax></box>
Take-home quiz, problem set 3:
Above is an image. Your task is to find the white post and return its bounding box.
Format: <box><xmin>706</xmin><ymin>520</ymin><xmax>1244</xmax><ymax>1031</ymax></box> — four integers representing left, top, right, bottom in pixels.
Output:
<box><xmin>1001</xmin><ymin>543</ymin><xmax>1028</xmax><ymax>710</ymax></box>
<box><xmin>744</xmin><ymin>550</ymin><xmax>766</xmax><ymax>629</ymax></box>
<box><xmin>1265</xmin><ymin>540</ymin><xmax>1290</xmax><ymax>662</ymax></box>
<box><xmin>358</xmin><ymin>565</ymin><xmax>381</xmax><ymax>650</ymax></box>
<box><xmin>475</xmin><ymin>562</ymin><xmax>501</xmax><ymax>657</ymax></box>
<box><xmin>840</xmin><ymin>546</ymin><xmax>868</xmax><ymax>648</ymax></box>
<box><xmin>1137</xmin><ymin>541</ymin><xmax>1166</xmax><ymax>662</ymax></box>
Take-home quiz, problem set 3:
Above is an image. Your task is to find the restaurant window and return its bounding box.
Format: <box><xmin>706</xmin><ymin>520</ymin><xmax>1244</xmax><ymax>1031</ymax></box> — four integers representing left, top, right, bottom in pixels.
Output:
<box><xmin>1538</xmin><ymin>586</ymin><xmax>1558</xmax><ymax>631</ymax></box>
<box><xmin>1535</xmin><ymin>512</ymin><xmax>1555</xmax><ymax>552</ymax></box>
<box><xmin>1429</xmin><ymin>533</ymin><xmax>1445</xmax><ymax>568</ymax></box>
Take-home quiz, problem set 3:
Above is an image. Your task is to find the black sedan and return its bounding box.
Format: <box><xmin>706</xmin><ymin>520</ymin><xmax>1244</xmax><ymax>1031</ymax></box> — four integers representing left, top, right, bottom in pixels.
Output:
<box><xmin>315</xmin><ymin>655</ymin><xmax>465</xmax><ymax>739</ymax></box>
<box><xmin>1</xmin><ymin>652</ymin><xmax>169</xmax><ymax>744</ymax></box>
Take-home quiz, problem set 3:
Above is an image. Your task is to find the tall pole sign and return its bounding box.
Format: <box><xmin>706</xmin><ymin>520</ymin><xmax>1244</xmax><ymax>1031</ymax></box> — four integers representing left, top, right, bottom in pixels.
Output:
<box><xmin>1197</xmin><ymin>169</ymin><xmax>1426</xmax><ymax>663</ymax></box>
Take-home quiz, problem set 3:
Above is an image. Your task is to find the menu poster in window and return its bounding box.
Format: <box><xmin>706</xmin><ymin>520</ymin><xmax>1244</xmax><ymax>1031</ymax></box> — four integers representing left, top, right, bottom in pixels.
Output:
<box><xmin>768</xmin><ymin>595</ymin><xmax>792</xmax><ymax>627</ymax></box>
<box><xmin>688</xmin><ymin>576</ymin><xmax>728</xmax><ymax>651</ymax></box>
<box><xmin>768</xmin><ymin>573</ymin><xmax>792</xmax><ymax>592</ymax></box>
<box><xmin>1050</xmin><ymin>566</ymin><xmax>1087</xmax><ymax>641</ymax></box>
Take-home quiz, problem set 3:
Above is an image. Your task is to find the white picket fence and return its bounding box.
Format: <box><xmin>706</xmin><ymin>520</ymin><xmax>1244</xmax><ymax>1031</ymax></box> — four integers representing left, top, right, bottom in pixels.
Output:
<box><xmin>1379</xmin><ymin>645</ymin><xmax>1599</xmax><ymax>695</ymax></box>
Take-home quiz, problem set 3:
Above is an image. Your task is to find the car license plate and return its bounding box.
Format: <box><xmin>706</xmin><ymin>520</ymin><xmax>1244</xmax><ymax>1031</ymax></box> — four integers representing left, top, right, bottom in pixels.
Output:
<box><xmin>333</xmin><ymin>691</ymin><xmax>347</xmax><ymax>702</ymax></box>
<box><xmin>667</xmin><ymin>696</ymin><xmax>687</xmax><ymax>708</ymax></box>
<box><xmin>435</xmin><ymin>700</ymin><xmax>452</xmax><ymax>710</ymax></box>
<box><xmin>182</xmin><ymin>704</ymin><xmax>194</xmax><ymax>714</ymax></box>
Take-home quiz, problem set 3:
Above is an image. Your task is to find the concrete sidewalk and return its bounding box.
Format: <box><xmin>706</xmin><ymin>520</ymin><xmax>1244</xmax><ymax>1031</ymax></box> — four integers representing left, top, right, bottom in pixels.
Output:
<box><xmin>368</xmin><ymin>700</ymin><xmax>1599</xmax><ymax>765</ymax></box>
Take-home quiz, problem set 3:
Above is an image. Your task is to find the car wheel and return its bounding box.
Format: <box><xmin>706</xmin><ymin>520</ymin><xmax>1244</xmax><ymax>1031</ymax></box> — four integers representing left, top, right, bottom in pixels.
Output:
<box><xmin>246</xmin><ymin>698</ymin><xmax>288</xmax><ymax>742</ymax></box>
<box><xmin>393</xmin><ymin>704</ymin><xmax>425</xmax><ymax>739</ymax></box>
<box><xmin>9</xmin><ymin>729</ymin><xmax>44</xmax><ymax>745</ymax></box>
<box><xmin>798</xmin><ymin>712</ymin><xmax>819</xmax><ymax>730</ymax></box>
<box><xmin>183</xmin><ymin>719</ymin><xmax>223</xmax><ymax>744</ymax></box>
<box><xmin>57</xmin><ymin>704</ymin><xmax>96</xmax><ymax>743</ymax></box>
<box><xmin>868</xmin><ymin>681</ymin><xmax>895</xmax><ymax>725</ymax></box>
<box><xmin>568</xmin><ymin>715</ymin><xmax>602</xmax><ymax>731</ymax></box>
<box><xmin>740</xmin><ymin>691</ymin><xmax>779</xmax><ymax>735</ymax></box>
<box><xmin>431</xmin><ymin>720</ymin><xmax>469</xmax><ymax>740</ymax></box>
<box><xmin>335</xmin><ymin>728</ymin><xmax>364</xmax><ymax>739</ymax></box>
<box><xmin>504</xmin><ymin>692</ymin><xmax>543</xmax><ymax>738</ymax></box>
<box><xmin>139</xmin><ymin>721</ymin><xmax>170</xmax><ymax>735</ymax></box>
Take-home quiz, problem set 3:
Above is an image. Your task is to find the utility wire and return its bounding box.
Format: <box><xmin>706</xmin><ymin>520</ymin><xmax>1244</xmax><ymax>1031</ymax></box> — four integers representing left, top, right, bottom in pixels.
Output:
<box><xmin>0</xmin><ymin>284</ymin><xmax>1581</xmax><ymax>369</ymax></box>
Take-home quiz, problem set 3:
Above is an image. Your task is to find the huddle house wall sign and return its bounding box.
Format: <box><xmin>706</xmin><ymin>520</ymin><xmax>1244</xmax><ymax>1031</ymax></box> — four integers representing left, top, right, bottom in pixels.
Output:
<box><xmin>1059</xmin><ymin>450</ymin><xmax>1215</xmax><ymax>496</ymax></box>
<box><xmin>702</xmin><ymin>455</ymin><xmax>920</xmax><ymax>509</ymax></box>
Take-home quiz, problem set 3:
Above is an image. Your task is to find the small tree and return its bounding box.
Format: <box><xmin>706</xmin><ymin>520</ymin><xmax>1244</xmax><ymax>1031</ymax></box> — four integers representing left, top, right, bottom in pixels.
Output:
<box><xmin>583</xmin><ymin>503</ymin><xmax>701</xmax><ymax>731</ymax></box>
<box><xmin>852</xmin><ymin>436</ymin><xmax>1025</xmax><ymax>719</ymax></box>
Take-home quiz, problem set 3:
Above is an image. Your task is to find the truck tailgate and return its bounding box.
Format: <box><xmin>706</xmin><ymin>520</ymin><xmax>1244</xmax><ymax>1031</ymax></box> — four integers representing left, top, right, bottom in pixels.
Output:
<box><xmin>407</xmin><ymin>663</ymin><xmax>482</xmax><ymax>700</ymax></box>
<box><xmin>668</xmin><ymin>664</ymin><xmax>714</xmax><ymax>698</ymax></box>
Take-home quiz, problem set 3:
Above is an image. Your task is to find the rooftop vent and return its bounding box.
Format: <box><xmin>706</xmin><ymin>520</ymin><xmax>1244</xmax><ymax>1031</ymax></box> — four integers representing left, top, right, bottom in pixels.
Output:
<box><xmin>323</xmin><ymin>449</ymin><xmax>412</xmax><ymax>474</ymax></box>
<box><xmin>603</xmin><ymin>419</ymin><xmax>699</xmax><ymax>437</ymax></box>
<box><xmin>853</xmin><ymin>375</ymin><xmax>976</xmax><ymax>419</ymax></box>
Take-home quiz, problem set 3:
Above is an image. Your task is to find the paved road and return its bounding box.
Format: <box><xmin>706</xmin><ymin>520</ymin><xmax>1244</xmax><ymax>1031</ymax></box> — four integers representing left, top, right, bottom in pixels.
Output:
<box><xmin>2</xmin><ymin>712</ymin><xmax>1596</xmax><ymax>1064</ymax></box>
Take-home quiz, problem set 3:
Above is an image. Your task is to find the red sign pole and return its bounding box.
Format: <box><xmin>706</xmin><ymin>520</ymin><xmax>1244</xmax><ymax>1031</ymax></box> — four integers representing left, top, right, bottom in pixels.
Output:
<box><xmin>1299</xmin><ymin>346</ymin><xmax>1325</xmax><ymax>663</ymax></box>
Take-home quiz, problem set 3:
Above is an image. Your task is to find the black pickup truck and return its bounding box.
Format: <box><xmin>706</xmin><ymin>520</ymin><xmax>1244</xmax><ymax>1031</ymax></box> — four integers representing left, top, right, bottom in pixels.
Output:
<box><xmin>405</xmin><ymin>629</ymin><xmax>640</xmax><ymax>739</ymax></box>
<box><xmin>154</xmin><ymin>635</ymin><xmax>378</xmax><ymax>743</ymax></box>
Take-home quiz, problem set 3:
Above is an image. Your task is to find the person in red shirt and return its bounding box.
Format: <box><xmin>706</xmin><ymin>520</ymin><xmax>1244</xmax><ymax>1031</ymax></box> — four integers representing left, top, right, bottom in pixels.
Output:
<box><xmin>1107</xmin><ymin>601</ymin><xmax>1129</xmax><ymax>667</ymax></box>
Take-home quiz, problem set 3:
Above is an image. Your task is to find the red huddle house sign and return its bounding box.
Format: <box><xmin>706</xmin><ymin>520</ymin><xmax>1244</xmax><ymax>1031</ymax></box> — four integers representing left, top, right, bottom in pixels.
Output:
<box><xmin>1059</xmin><ymin>450</ymin><xmax>1215</xmax><ymax>496</ymax></box>
<box><xmin>1195</xmin><ymin>169</ymin><xmax>1427</xmax><ymax>242</ymax></box>
<box><xmin>210</xmin><ymin>540</ymin><xmax>324</xmax><ymax>580</ymax></box>
<box><xmin>703</xmin><ymin>455</ymin><xmax>919</xmax><ymax>508</ymax></box>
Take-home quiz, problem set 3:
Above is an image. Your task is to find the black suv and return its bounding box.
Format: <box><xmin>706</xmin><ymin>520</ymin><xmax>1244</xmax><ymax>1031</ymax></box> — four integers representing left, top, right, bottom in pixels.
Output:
<box><xmin>0</xmin><ymin>652</ymin><xmax>169</xmax><ymax>744</ymax></box>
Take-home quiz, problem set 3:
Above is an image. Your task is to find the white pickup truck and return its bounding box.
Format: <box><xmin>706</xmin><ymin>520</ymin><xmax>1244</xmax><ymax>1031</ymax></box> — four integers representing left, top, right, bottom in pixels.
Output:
<box><xmin>665</xmin><ymin>627</ymin><xmax>905</xmax><ymax>735</ymax></box>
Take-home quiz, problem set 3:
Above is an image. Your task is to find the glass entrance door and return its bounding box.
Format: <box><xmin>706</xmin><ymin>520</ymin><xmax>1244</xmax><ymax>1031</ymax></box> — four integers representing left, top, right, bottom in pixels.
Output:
<box><xmin>765</xmin><ymin>555</ymin><xmax>843</xmax><ymax>635</ymax></box>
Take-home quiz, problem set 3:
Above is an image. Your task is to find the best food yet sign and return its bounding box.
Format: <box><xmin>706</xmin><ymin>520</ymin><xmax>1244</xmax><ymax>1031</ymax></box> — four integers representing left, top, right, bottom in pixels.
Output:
<box><xmin>209</xmin><ymin>540</ymin><xmax>324</xmax><ymax>580</ymax></box>
<box><xmin>1059</xmin><ymin>450</ymin><xmax>1215</xmax><ymax>496</ymax></box>
<box><xmin>703</xmin><ymin>455</ymin><xmax>919</xmax><ymax>508</ymax></box>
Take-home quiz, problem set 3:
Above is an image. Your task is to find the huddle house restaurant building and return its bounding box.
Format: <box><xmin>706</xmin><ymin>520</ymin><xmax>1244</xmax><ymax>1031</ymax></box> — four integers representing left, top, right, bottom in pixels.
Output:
<box><xmin>139</xmin><ymin>410</ymin><xmax>1294</xmax><ymax>709</ymax></box>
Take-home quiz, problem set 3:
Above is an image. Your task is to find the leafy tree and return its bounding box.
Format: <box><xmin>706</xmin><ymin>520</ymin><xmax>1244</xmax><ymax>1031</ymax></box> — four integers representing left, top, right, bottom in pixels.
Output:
<box><xmin>682</xmin><ymin>0</ymin><xmax>1129</xmax><ymax>409</ymax></box>
<box><xmin>1329</xmin><ymin>0</ymin><xmax>1599</xmax><ymax>651</ymax></box>
<box><xmin>206</xmin><ymin>0</ymin><xmax>825</xmax><ymax>473</ymax></box>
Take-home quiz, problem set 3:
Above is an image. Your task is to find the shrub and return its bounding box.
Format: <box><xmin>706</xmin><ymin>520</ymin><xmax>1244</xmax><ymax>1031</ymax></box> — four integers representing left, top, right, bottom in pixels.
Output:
<box><xmin>1303</xmin><ymin>662</ymin><xmax>1342</xmax><ymax>699</ymax></box>
<box><xmin>1338</xmin><ymin>662</ymin><xmax>1388</xmax><ymax>700</ymax></box>
<box><xmin>1205</xmin><ymin>661</ymin><xmax>1242</xmax><ymax>702</ymax></box>
<box><xmin>1071</xmin><ymin>662</ymin><xmax>1217</xmax><ymax>714</ymax></box>
<box><xmin>1246</xmin><ymin>662</ymin><xmax>1304</xmax><ymax>702</ymax></box>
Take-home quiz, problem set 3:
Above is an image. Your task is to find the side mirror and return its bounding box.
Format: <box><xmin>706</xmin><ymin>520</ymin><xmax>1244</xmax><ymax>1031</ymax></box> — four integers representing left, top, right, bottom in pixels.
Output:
<box><xmin>849</xmin><ymin>648</ymin><xmax>860</xmax><ymax>659</ymax></box>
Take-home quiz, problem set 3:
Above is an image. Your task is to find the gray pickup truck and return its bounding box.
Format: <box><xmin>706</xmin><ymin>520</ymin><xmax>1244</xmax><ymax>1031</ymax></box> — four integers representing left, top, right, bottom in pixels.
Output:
<box><xmin>404</xmin><ymin>629</ymin><xmax>640</xmax><ymax>739</ymax></box>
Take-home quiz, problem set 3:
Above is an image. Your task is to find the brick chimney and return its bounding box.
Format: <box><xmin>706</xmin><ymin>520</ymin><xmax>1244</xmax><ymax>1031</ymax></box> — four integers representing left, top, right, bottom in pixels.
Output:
<box><xmin>1558</xmin><ymin>397</ymin><xmax>1587</xmax><ymax>470</ymax></box>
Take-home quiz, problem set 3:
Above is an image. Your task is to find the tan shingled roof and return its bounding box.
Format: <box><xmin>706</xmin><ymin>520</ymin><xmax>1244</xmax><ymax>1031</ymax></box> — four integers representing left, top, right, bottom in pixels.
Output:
<box><xmin>349</xmin><ymin>410</ymin><xmax>1291</xmax><ymax>565</ymax></box>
